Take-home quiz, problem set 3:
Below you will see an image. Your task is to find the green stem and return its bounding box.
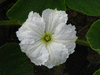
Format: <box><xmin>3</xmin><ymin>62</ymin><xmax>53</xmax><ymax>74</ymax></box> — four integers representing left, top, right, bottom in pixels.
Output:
<box><xmin>0</xmin><ymin>20</ymin><xmax>20</xmax><ymax>25</ymax></box>
<box><xmin>76</xmin><ymin>39</ymin><xmax>90</xmax><ymax>47</ymax></box>
<box><xmin>0</xmin><ymin>21</ymin><xmax>90</xmax><ymax>47</ymax></box>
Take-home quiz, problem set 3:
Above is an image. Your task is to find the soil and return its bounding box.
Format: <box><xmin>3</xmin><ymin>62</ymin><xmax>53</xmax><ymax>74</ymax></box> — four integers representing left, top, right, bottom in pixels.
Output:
<box><xmin>0</xmin><ymin>0</ymin><xmax>100</xmax><ymax>75</ymax></box>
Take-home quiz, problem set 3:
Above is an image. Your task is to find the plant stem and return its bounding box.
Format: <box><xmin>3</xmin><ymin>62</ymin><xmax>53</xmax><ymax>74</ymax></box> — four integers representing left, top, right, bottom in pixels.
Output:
<box><xmin>76</xmin><ymin>39</ymin><xmax>90</xmax><ymax>47</ymax></box>
<box><xmin>0</xmin><ymin>21</ymin><xmax>90</xmax><ymax>47</ymax></box>
<box><xmin>0</xmin><ymin>20</ymin><xmax>20</xmax><ymax>25</ymax></box>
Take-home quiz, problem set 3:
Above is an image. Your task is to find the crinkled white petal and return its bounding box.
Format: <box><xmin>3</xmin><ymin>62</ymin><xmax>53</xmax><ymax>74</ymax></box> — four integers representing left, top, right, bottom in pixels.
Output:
<box><xmin>53</xmin><ymin>23</ymin><xmax>77</xmax><ymax>54</ymax></box>
<box><xmin>16</xmin><ymin>11</ymin><xmax>45</xmax><ymax>44</ymax></box>
<box><xmin>44</xmin><ymin>42</ymin><xmax>69</xmax><ymax>68</ymax></box>
<box><xmin>54</xmin><ymin>24</ymin><xmax>76</xmax><ymax>39</ymax></box>
<box><xmin>42</xmin><ymin>9</ymin><xmax>68</xmax><ymax>34</ymax></box>
<box><xmin>66</xmin><ymin>43</ymin><xmax>76</xmax><ymax>54</ymax></box>
<box><xmin>27</xmin><ymin>11</ymin><xmax>41</xmax><ymax>22</ymax></box>
<box><xmin>20</xmin><ymin>41</ymin><xmax>49</xmax><ymax>65</ymax></box>
<box><xmin>25</xmin><ymin>11</ymin><xmax>45</xmax><ymax>35</ymax></box>
<box><xmin>16</xmin><ymin>25</ymin><xmax>40</xmax><ymax>44</ymax></box>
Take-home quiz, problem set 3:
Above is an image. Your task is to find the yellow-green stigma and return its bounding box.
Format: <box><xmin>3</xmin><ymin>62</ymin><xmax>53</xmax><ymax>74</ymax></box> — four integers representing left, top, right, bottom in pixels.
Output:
<box><xmin>41</xmin><ymin>33</ymin><xmax>53</xmax><ymax>44</ymax></box>
<box><xmin>44</xmin><ymin>35</ymin><xmax>51</xmax><ymax>42</ymax></box>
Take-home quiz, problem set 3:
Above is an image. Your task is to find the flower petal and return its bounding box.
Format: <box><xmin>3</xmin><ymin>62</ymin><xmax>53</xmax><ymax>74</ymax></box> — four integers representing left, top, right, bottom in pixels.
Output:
<box><xmin>66</xmin><ymin>43</ymin><xmax>76</xmax><ymax>54</ymax></box>
<box><xmin>25</xmin><ymin>11</ymin><xmax>45</xmax><ymax>35</ymax></box>
<box><xmin>53</xmin><ymin>23</ymin><xmax>77</xmax><ymax>54</ymax></box>
<box><xmin>44</xmin><ymin>42</ymin><xmax>69</xmax><ymax>68</ymax></box>
<box><xmin>20</xmin><ymin>41</ymin><xmax>49</xmax><ymax>65</ymax></box>
<box><xmin>42</xmin><ymin>9</ymin><xmax>67</xmax><ymax>34</ymax></box>
<box><xmin>16</xmin><ymin>25</ymin><xmax>40</xmax><ymax>44</ymax></box>
<box><xmin>16</xmin><ymin>11</ymin><xmax>46</xmax><ymax>44</ymax></box>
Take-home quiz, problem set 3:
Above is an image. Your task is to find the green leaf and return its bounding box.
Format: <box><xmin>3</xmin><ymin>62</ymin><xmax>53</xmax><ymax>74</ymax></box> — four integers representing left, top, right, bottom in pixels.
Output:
<box><xmin>7</xmin><ymin>0</ymin><xmax>66</xmax><ymax>25</ymax></box>
<box><xmin>93</xmin><ymin>69</ymin><xmax>100</xmax><ymax>75</ymax></box>
<box><xmin>86</xmin><ymin>19</ymin><xmax>100</xmax><ymax>54</ymax></box>
<box><xmin>0</xmin><ymin>43</ymin><xmax>34</xmax><ymax>75</ymax></box>
<box><xmin>65</xmin><ymin>0</ymin><xmax>100</xmax><ymax>16</ymax></box>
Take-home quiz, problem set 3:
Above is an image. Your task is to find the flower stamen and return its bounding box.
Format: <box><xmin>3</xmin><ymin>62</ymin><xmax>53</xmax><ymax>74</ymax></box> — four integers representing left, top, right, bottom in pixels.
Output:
<box><xmin>41</xmin><ymin>33</ymin><xmax>53</xmax><ymax>44</ymax></box>
<box><xmin>44</xmin><ymin>35</ymin><xmax>51</xmax><ymax>42</ymax></box>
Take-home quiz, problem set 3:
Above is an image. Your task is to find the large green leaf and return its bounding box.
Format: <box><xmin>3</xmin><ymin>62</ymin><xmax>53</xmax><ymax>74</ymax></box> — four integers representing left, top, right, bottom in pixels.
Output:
<box><xmin>0</xmin><ymin>43</ymin><xmax>34</xmax><ymax>75</ymax></box>
<box><xmin>93</xmin><ymin>69</ymin><xmax>100</xmax><ymax>75</ymax></box>
<box><xmin>65</xmin><ymin>0</ymin><xmax>100</xmax><ymax>16</ymax></box>
<box><xmin>7</xmin><ymin>0</ymin><xmax>66</xmax><ymax>25</ymax></box>
<box><xmin>86</xmin><ymin>19</ymin><xmax>100</xmax><ymax>54</ymax></box>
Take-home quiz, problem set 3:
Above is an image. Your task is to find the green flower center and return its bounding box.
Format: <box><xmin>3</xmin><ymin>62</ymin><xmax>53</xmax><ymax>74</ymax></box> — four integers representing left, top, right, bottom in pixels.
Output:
<box><xmin>41</xmin><ymin>33</ymin><xmax>53</xmax><ymax>44</ymax></box>
<box><xmin>44</xmin><ymin>35</ymin><xmax>51</xmax><ymax>42</ymax></box>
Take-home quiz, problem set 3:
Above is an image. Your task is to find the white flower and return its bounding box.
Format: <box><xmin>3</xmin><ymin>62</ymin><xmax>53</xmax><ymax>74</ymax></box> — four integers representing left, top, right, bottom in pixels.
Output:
<box><xmin>16</xmin><ymin>8</ymin><xmax>77</xmax><ymax>69</ymax></box>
